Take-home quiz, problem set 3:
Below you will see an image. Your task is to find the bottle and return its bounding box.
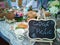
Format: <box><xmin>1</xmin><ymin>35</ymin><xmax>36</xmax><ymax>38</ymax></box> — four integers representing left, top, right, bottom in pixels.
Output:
<box><xmin>28</xmin><ymin>6</ymin><xmax>32</xmax><ymax>11</ymax></box>
<box><xmin>18</xmin><ymin>0</ymin><xmax>22</xmax><ymax>7</ymax></box>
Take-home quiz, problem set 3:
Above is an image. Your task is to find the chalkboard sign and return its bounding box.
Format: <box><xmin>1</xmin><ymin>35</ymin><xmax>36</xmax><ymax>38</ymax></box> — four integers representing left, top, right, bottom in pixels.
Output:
<box><xmin>29</xmin><ymin>20</ymin><xmax>56</xmax><ymax>39</ymax></box>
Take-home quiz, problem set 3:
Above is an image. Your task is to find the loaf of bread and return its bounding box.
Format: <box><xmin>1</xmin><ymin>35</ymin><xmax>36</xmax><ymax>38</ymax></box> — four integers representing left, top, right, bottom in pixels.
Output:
<box><xmin>45</xmin><ymin>12</ymin><xmax>51</xmax><ymax>17</ymax></box>
<box><xmin>17</xmin><ymin>23</ymin><xmax>28</xmax><ymax>29</ymax></box>
<box><xmin>27</xmin><ymin>11</ymin><xmax>37</xmax><ymax>22</ymax></box>
<box><xmin>27</xmin><ymin>11</ymin><xmax>37</xmax><ymax>18</ymax></box>
<box><xmin>5</xmin><ymin>11</ymin><xmax>15</xmax><ymax>20</ymax></box>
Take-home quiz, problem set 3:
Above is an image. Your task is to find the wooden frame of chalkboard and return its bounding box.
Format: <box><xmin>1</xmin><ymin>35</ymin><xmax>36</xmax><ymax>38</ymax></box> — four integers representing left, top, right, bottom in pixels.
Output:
<box><xmin>27</xmin><ymin>19</ymin><xmax>56</xmax><ymax>41</ymax></box>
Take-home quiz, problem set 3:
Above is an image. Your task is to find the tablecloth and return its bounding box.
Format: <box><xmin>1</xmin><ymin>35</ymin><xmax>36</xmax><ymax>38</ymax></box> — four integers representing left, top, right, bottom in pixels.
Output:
<box><xmin>0</xmin><ymin>21</ymin><xmax>35</xmax><ymax>45</ymax></box>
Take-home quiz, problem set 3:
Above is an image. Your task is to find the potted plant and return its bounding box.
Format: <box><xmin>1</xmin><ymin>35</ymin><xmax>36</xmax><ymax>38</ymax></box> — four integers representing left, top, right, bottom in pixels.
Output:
<box><xmin>48</xmin><ymin>0</ymin><xmax>60</xmax><ymax>19</ymax></box>
<box><xmin>14</xmin><ymin>11</ymin><xmax>23</xmax><ymax>22</ymax></box>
